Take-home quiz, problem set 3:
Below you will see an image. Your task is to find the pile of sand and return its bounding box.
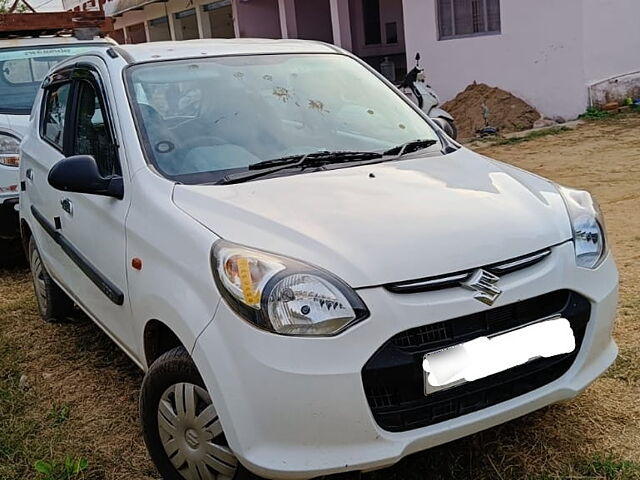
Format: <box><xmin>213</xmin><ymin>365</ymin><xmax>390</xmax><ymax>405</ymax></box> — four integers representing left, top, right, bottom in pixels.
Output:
<box><xmin>442</xmin><ymin>82</ymin><xmax>540</xmax><ymax>139</ymax></box>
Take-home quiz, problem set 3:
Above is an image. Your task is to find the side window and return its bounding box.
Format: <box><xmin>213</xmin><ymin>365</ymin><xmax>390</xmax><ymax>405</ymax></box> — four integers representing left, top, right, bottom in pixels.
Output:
<box><xmin>437</xmin><ymin>0</ymin><xmax>501</xmax><ymax>40</ymax></box>
<box><xmin>42</xmin><ymin>82</ymin><xmax>72</xmax><ymax>150</ymax></box>
<box><xmin>72</xmin><ymin>81</ymin><xmax>121</xmax><ymax>176</ymax></box>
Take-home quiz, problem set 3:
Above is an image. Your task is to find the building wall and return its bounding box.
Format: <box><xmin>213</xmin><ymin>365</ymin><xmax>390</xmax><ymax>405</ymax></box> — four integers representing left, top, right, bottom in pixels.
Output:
<box><xmin>350</xmin><ymin>0</ymin><xmax>405</xmax><ymax>59</ymax></box>
<box><xmin>294</xmin><ymin>0</ymin><xmax>333</xmax><ymax>43</ymax></box>
<box><xmin>582</xmin><ymin>0</ymin><xmax>640</xmax><ymax>84</ymax></box>
<box><xmin>402</xmin><ymin>0</ymin><xmax>587</xmax><ymax>119</ymax></box>
<box><xmin>234</xmin><ymin>0</ymin><xmax>281</xmax><ymax>38</ymax></box>
<box><xmin>113</xmin><ymin>0</ymin><xmax>281</xmax><ymax>42</ymax></box>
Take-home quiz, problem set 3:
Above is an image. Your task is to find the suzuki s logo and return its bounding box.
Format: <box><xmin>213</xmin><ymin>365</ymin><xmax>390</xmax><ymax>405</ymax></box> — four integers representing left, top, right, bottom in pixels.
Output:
<box><xmin>461</xmin><ymin>269</ymin><xmax>502</xmax><ymax>306</ymax></box>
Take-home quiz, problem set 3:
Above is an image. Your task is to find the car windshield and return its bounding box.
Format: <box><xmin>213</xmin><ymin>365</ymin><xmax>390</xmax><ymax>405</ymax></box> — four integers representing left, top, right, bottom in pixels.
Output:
<box><xmin>126</xmin><ymin>53</ymin><xmax>441</xmax><ymax>184</ymax></box>
<box><xmin>0</xmin><ymin>44</ymin><xmax>109</xmax><ymax>115</ymax></box>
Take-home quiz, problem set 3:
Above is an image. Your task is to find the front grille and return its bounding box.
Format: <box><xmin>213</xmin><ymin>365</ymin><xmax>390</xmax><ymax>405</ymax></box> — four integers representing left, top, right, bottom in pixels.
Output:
<box><xmin>361</xmin><ymin>290</ymin><xmax>590</xmax><ymax>432</ymax></box>
<box><xmin>385</xmin><ymin>248</ymin><xmax>552</xmax><ymax>294</ymax></box>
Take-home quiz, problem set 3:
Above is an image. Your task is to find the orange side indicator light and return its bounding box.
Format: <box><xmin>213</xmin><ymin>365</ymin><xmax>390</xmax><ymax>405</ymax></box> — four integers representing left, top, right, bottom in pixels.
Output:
<box><xmin>132</xmin><ymin>258</ymin><xmax>143</xmax><ymax>270</ymax></box>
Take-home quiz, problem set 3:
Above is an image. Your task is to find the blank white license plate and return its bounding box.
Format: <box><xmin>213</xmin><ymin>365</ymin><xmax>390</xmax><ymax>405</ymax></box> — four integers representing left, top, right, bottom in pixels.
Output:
<box><xmin>422</xmin><ymin>317</ymin><xmax>575</xmax><ymax>395</ymax></box>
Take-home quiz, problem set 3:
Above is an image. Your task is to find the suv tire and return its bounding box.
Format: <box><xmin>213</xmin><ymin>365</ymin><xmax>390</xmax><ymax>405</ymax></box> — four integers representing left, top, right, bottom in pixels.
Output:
<box><xmin>29</xmin><ymin>237</ymin><xmax>74</xmax><ymax>322</ymax></box>
<box><xmin>140</xmin><ymin>346</ymin><xmax>261</xmax><ymax>480</ymax></box>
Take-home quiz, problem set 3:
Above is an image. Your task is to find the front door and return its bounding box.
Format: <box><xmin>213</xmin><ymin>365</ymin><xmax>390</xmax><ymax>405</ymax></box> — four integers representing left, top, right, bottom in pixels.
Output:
<box><xmin>35</xmin><ymin>61</ymin><xmax>138</xmax><ymax>361</ymax></box>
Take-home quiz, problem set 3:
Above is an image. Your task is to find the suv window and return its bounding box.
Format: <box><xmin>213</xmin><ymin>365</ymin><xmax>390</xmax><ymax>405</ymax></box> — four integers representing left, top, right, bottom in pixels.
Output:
<box><xmin>42</xmin><ymin>82</ymin><xmax>72</xmax><ymax>150</ymax></box>
<box><xmin>72</xmin><ymin>81</ymin><xmax>120</xmax><ymax>176</ymax></box>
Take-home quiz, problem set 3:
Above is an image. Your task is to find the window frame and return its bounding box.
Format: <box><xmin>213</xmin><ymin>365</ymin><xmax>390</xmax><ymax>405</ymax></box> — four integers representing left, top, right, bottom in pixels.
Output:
<box><xmin>436</xmin><ymin>0</ymin><xmax>501</xmax><ymax>41</ymax></box>
<box><xmin>67</xmin><ymin>64</ymin><xmax>122</xmax><ymax>176</ymax></box>
<box><xmin>39</xmin><ymin>68</ymin><xmax>75</xmax><ymax>154</ymax></box>
<box><xmin>40</xmin><ymin>63</ymin><xmax>122</xmax><ymax>174</ymax></box>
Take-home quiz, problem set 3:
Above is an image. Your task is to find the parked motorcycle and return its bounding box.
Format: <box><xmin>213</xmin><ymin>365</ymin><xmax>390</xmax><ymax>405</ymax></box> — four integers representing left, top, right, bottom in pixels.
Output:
<box><xmin>400</xmin><ymin>53</ymin><xmax>457</xmax><ymax>140</ymax></box>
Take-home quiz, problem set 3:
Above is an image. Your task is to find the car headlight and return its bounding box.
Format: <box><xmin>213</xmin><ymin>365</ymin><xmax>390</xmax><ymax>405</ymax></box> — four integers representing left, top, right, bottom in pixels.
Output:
<box><xmin>211</xmin><ymin>241</ymin><xmax>369</xmax><ymax>336</ymax></box>
<box><xmin>558</xmin><ymin>185</ymin><xmax>607</xmax><ymax>269</ymax></box>
<box><xmin>0</xmin><ymin>132</ymin><xmax>20</xmax><ymax>167</ymax></box>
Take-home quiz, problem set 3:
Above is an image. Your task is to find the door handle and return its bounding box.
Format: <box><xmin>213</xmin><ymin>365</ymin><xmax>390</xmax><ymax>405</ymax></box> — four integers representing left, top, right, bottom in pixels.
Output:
<box><xmin>26</xmin><ymin>168</ymin><xmax>33</xmax><ymax>181</ymax></box>
<box><xmin>60</xmin><ymin>198</ymin><xmax>73</xmax><ymax>216</ymax></box>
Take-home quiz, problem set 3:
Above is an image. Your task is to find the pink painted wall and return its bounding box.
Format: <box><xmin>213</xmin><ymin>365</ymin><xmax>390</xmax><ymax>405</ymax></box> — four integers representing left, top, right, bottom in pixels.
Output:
<box><xmin>234</xmin><ymin>0</ymin><xmax>282</xmax><ymax>38</ymax></box>
<box><xmin>349</xmin><ymin>0</ymin><xmax>406</xmax><ymax>58</ymax></box>
<box><xmin>402</xmin><ymin>0</ymin><xmax>586</xmax><ymax>119</ymax></box>
<box><xmin>294</xmin><ymin>0</ymin><xmax>333</xmax><ymax>43</ymax></box>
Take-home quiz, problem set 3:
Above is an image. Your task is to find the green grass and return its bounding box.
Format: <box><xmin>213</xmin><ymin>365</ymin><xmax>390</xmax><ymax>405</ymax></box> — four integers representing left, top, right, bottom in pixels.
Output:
<box><xmin>489</xmin><ymin>126</ymin><xmax>571</xmax><ymax>146</ymax></box>
<box><xmin>34</xmin><ymin>457</ymin><xmax>89</xmax><ymax>480</ymax></box>
<box><xmin>579</xmin><ymin>105</ymin><xmax>640</xmax><ymax>121</ymax></box>
<box><xmin>577</xmin><ymin>454</ymin><xmax>640</xmax><ymax>480</ymax></box>
<box><xmin>48</xmin><ymin>404</ymin><xmax>71</xmax><ymax>426</ymax></box>
<box><xmin>0</xmin><ymin>301</ymin><xmax>89</xmax><ymax>480</ymax></box>
<box><xmin>580</xmin><ymin>106</ymin><xmax>614</xmax><ymax>120</ymax></box>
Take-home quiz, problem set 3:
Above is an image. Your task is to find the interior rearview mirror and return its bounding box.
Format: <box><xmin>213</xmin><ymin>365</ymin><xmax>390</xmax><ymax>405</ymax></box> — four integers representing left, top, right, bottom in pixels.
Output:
<box><xmin>48</xmin><ymin>155</ymin><xmax>124</xmax><ymax>199</ymax></box>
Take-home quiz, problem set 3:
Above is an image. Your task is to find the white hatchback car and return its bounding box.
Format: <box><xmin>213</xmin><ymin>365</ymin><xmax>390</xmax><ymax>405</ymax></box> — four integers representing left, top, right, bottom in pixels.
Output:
<box><xmin>0</xmin><ymin>37</ymin><xmax>114</xmax><ymax>264</ymax></box>
<box><xmin>19</xmin><ymin>40</ymin><xmax>618</xmax><ymax>480</ymax></box>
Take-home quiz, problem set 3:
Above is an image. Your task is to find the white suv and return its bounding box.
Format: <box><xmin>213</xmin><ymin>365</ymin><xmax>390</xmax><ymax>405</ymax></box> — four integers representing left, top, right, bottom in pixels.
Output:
<box><xmin>0</xmin><ymin>37</ymin><xmax>113</xmax><ymax>264</ymax></box>
<box><xmin>19</xmin><ymin>40</ymin><xmax>618</xmax><ymax>480</ymax></box>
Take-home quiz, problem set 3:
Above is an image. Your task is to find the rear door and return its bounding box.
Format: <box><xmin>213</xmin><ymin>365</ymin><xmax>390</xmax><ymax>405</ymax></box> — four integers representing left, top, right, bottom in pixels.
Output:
<box><xmin>22</xmin><ymin>68</ymin><xmax>76</xmax><ymax>281</ymax></box>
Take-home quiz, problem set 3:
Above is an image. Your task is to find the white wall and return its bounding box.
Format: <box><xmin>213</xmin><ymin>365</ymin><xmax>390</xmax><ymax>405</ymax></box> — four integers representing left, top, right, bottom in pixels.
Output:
<box><xmin>582</xmin><ymin>0</ymin><xmax>640</xmax><ymax>84</ymax></box>
<box><xmin>402</xmin><ymin>0</ymin><xmax>587</xmax><ymax>119</ymax></box>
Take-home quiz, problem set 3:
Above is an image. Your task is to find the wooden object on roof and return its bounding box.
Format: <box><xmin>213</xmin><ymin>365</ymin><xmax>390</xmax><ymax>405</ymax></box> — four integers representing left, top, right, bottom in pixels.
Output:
<box><xmin>0</xmin><ymin>10</ymin><xmax>113</xmax><ymax>38</ymax></box>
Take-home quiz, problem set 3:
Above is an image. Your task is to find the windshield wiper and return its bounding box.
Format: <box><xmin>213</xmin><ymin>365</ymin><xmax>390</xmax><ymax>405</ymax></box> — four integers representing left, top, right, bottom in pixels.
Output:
<box><xmin>247</xmin><ymin>150</ymin><xmax>383</xmax><ymax>170</ymax></box>
<box><xmin>383</xmin><ymin>139</ymin><xmax>438</xmax><ymax>158</ymax></box>
<box><xmin>218</xmin><ymin>150</ymin><xmax>383</xmax><ymax>185</ymax></box>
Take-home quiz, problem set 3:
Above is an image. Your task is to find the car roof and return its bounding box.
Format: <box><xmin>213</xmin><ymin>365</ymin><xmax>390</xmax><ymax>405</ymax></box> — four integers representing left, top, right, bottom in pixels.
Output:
<box><xmin>0</xmin><ymin>36</ymin><xmax>115</xmax><ymax>49</ymax></box>
<box><xmin>115</xmin><ymin>38</ymin><xmax>341</xmax><ymax>64</ymax></box>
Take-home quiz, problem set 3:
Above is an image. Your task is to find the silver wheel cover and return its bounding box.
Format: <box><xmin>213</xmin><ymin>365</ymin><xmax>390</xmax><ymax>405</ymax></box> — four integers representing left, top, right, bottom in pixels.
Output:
<box><xmin>158</xmin><ymin>383</ymin><xmax>238</xmax><ymax>480</ymax></box>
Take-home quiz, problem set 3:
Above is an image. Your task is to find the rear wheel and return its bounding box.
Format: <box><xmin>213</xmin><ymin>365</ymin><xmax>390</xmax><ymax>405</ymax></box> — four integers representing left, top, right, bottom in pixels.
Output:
<box><xmin>140</xmin><ymin>347</ymin><xmax>261</xmax><ymax>480</ymax></box>
<box><xmin>29</xmin><ymin>237</ymin><xmax>74</xmax><ymax>322</ymax></box>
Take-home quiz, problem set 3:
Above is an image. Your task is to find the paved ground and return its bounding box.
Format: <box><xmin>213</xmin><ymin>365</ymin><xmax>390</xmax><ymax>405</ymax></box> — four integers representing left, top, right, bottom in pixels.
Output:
<box><xmin>1</xmin><ymin>115</ymin><xmax>638</xmax><ymax>480</ymax></box>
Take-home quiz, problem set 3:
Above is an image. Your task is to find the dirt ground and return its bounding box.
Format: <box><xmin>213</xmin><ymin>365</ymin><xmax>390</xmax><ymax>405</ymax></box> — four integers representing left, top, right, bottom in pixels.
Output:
<box><xmin>442</xmin><ymin>82</ymin><xmax>540</xmax><ymax>139</ymax></box>
<box><xmin>1</xmin><ymin>115</ymin><xmax>639</xmax><ymax>480</ymax></box>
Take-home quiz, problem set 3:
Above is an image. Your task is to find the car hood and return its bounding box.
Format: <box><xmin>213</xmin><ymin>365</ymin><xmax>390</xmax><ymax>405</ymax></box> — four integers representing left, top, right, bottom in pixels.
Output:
<box><xmin>173</xmin><ymin>148</ymin><xmax>572</xmax><ymax>287</ymax></box>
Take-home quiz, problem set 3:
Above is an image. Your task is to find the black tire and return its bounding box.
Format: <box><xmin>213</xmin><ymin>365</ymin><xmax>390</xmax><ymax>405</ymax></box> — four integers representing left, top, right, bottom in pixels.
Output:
<box><xmin>28</xmin><ymin>236</ymin><xmax>74</xmax><ymax>322</ymax></box>
<box><xmin>140</xmin><ymin>346</ymin><xmax>261</xmax><ymax>480</ymax></box>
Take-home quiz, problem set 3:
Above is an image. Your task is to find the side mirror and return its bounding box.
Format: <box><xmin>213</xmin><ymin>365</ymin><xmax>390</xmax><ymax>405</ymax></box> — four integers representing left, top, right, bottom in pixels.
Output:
<box><xmin>415</xmin><ymin>52</ymin><xmax>421</xmax><ymax>65</ymax></box>
<box><xmin>48</xmin><ymin>155</ymin><xmax>123</xmax><ymax>200</ymax></box>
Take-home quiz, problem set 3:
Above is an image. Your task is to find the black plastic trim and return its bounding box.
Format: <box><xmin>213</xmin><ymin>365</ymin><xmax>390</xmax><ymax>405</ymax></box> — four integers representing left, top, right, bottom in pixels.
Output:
<box><xmin>362</xmin><ymin>290</ymin><xmax>590</xmax><ymax>432</ymax></box>
<box><xmin>30</xmin><ymin>206</ymin><xmax>124</xmax><ymax>306</ymax></box>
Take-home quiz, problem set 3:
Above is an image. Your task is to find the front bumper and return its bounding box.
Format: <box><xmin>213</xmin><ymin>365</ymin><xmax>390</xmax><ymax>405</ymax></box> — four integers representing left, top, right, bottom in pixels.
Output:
<box><xmin>192</xmin><ymin>242</ymin><xmax>618</xmax><ymax>479</ymax></box>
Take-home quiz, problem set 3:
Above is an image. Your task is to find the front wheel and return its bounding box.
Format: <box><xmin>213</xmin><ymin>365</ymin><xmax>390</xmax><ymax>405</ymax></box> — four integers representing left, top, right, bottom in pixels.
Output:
<box><xmin>140</xmin><ymin>347</ymin><xmax>261</xmax><ymax>480</ymax></box>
